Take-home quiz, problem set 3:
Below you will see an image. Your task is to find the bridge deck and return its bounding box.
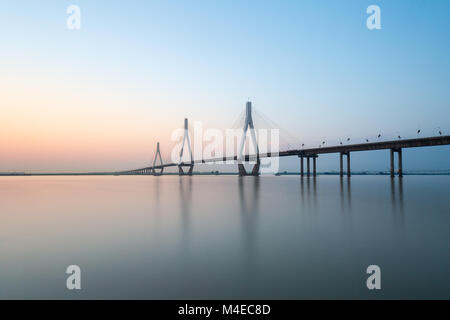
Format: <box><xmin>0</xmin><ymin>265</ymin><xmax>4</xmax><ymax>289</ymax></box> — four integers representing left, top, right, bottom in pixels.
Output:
<box><xmin>287</xmin><ymin>135</ymin><xmax>450</xmax><ymax>156</ymax></box>
<box><xmin>122</xmin><ymin>135</ymin><xmax>450</xmax><ymax>173</ymax></box>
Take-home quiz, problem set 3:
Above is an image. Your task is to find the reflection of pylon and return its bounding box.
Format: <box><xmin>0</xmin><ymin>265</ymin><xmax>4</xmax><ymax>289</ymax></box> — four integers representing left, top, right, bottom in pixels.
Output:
<box><xmin>179</xmin><ymin>118</ymin><xmax>194</xmax><ymax>175</ymax></box>
<box><xmin>238</xmin><ymin>101</ymin><xmax>260</xmax><ymax>176</ymax></box>
<box><xmin>152</xmin><ymin>142</ymin><xmax>164</xmax><ymax>176</ymax></box>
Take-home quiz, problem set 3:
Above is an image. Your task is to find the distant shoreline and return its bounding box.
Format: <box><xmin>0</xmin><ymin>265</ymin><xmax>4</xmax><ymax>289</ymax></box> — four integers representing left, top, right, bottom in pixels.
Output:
<box><xmin>1</xmin><ymin>171</ymin><xmax>449</xmax><ymax>177</ymax></box>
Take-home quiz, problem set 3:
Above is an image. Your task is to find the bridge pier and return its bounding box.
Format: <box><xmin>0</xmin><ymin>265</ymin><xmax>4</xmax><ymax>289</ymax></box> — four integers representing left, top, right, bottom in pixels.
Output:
<box><xmin>390</xmin><ymin>148</ymin><xmax>403</xmax><ymax>178</ymax></box>
<box><xmin>313</xmin><ymin>155</ymin><xmax>317</xmax><ymax>177</ymax></box>
<box><xmin>238</xmin><ymin>158</ymin><xmax>260</xmax><ymax>176</ymax></box>
<box><xmin>178</xmin><ymin>164</ymin><xmax>194</xmax><ymax>176</ymax></box>
<box><xmin>299</xmin><ymin>154</ymin><xmax>318</xmax><ymax>177</ymax></box>
<box><xmin>347</xmin><ymin>152</ymin><xmax>351</xmax><ymax>177</ymax></box>
<box><xmin>300</xmin><ymin>156</ymin><xmax>304</xmax><ymax>177</ymax></box>
<box><xmin>390</xmin><ymin>149</ymin><xmax>394</xmax><ymax>177</ymax></box>
<box><xmin>306</xmin><ymin>157</ymin><xmax>310</xmax><ymax>177</ymax></box>
<box><xmin>340</xmin><ymin>152</ymin><xmax>350</xmax><ymax>177</ymax></box>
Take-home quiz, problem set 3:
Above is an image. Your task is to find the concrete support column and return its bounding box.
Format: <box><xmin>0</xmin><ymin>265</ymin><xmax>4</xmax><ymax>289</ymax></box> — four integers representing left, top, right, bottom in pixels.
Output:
<box><xmin>390</xmin><ymin>149</ymin><xmax>395</xmax><ymax>178</ymax></box>
<box><xmin>313</xmin><ymin>156</ymin><xmax>317</xmax><ymax>177</ymax></box>
<box><xmin>300</xmin><ymin>156</ymin><xmax>304</xmax><ymax>177</ymax></box>
<box><xmin>339</xmin><ymin>153</ymin><xmax>343</xmax><ymax>177</ymax></box>
<box><xmin>346</xmin><ymin>152</ymin><xmax>351</xmax><ymax>177</ymax></box>
<box><xmin>306</xmin><ymin>157</ymin><xmax>310</xmax><ymax>177</ymax></box>
<box><xmin>390</xmin><ymin>148</ymin><xmax>403</xmax><ymax>178</ymax></box>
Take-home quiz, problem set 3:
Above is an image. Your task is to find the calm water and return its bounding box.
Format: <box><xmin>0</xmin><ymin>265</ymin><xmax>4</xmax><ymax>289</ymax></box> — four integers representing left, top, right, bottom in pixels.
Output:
<box><xmin>0</xmin><ymin>175</ymin><xmax>449</xmax><ymax>299</ymax></box>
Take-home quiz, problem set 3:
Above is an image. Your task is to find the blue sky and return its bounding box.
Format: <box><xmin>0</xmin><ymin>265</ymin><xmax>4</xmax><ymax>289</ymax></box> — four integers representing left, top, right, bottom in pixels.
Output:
<box><xmin>0</xmin><ymin>0</ymin><xmax>449</xmax><ymax>172</ymax></box>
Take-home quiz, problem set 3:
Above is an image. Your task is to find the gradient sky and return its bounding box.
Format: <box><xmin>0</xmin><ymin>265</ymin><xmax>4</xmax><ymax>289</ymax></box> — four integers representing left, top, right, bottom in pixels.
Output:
<box><xmin>0</xmin><ymin>0</ymin><xmax>449</xmax><ymax>172</ymax></box>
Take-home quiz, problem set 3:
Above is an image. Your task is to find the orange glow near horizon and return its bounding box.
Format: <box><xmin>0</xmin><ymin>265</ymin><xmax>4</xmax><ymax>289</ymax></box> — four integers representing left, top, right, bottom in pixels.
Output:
<box><xmin>0</xmin><ymin>74</ymin><xmax>191</xmax><ymax>172</ymax></box>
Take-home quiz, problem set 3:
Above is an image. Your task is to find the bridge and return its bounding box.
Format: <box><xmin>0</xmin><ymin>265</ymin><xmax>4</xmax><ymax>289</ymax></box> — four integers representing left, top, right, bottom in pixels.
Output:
<box><xmin>118</xmin><ymin>102</ymin><xmax>450</xmax><ymax>178</ymax></box>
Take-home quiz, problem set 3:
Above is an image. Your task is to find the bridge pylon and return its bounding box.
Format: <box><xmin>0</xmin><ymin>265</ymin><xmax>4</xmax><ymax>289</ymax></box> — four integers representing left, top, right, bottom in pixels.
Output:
<box><xmin>151</xmin><ymin>142</ymin><xmax>164</xmax><ymax>176</ymax></box>
<box><xmin>238</xmin><ymin>101</ymin><xmax>260</xmax><ymax>176</ymax></box>
<box><xmin>178</xmin><ymin>118</ymin><xmax>194</xmax><ymax>176</ymax></box>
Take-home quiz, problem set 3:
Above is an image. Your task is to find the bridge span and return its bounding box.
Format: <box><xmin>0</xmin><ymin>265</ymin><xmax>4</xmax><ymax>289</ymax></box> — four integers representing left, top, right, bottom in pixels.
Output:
<box><xmin>119</xmin><ymin>102</ymin><xmax>450</xmax><ymax>178</ymax></box>
<box><xmin>119</xmin><ymin>135</ymin><xmax>450</xmax><ymax>178</ymax></box>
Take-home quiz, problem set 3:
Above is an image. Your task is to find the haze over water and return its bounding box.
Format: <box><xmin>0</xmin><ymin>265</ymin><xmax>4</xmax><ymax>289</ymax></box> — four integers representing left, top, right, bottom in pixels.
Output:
<box><xmin>0</xmin><ymin>175</ymin><xmax>449</xmax><ymax>299</ymax></box>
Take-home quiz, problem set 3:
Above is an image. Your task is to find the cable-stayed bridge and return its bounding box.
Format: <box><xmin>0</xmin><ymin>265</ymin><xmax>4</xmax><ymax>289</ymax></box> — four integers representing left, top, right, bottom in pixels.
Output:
<box><xmin>118</xmin><ymin>102</ymin><xmax>450</xmax><ymax>178</ymax></box>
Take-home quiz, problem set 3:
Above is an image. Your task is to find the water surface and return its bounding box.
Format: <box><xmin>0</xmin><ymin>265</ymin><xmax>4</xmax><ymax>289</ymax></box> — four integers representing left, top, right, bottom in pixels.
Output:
<box><xmin>0</xmin><ymin>175</ymin><xmax>449</xmax><ymax>299</ymax></box>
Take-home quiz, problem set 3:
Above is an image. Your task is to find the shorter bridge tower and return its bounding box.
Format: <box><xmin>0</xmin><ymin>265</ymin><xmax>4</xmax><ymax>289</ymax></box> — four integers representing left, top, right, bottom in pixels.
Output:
<box><xmin>178</xmin><ymin>118</ymin><xmax>194</xmax><ymax>175</ymax></box>
<box><xmin>238</xmin><ymin>101</ymin><xmax>260</xmax><ymax>176</ymax></box>
<box><xmin>152</xmin><ymin>142</ymin><xmax>164</xmax><ymax>176</ymax></box>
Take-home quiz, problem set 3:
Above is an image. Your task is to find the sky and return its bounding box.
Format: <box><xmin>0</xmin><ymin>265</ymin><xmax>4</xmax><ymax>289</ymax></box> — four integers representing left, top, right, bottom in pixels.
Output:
<box><xmin>0</xmin><ymin>0</ymin><xmax>449</xmax><ymax>173</ymax></box>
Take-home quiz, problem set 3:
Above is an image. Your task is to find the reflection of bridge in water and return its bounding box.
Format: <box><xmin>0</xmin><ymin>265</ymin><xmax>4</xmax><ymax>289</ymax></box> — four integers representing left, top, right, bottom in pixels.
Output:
<box><xmin>119</xmin><ymin>101</ymin><xmax>450</xmax><ymax>178</ymax></box>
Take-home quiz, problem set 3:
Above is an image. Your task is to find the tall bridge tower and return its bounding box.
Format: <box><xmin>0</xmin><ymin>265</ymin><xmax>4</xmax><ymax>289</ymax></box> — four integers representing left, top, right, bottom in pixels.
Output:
<box><xmin>238</xmin><ymin>101</ymin><xmax>260</xmax><ymax>176</ymax></box>
<box><xmin>178</xmin><ymin>118</ymin><xmax>194</xmax><ymax>175</ymax></box>
<box><xmin>151</xmin><ymin>142</ymin><xmax>164</xmax><ymax>176</ymax></box>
